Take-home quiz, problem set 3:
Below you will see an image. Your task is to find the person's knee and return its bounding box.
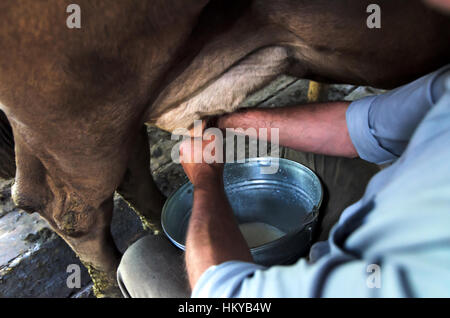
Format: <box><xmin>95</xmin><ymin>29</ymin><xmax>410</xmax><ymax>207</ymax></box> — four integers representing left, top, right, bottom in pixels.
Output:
<box><xmin>117</xmin><ymin>235</ymin><xmax>160</xmax><ymax>297</ymax></box>
<box><xmin>117</xmin><ymin>235</ymin><xmax>190</xmax><ymax>298</ymax></box>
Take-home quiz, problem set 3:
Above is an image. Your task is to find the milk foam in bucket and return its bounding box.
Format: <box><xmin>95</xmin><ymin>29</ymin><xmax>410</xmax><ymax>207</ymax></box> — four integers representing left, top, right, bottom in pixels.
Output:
<box><xmin>238</xmin><ymin>222</ymin><xmax>286</xmax><ymax>248</ymax></box>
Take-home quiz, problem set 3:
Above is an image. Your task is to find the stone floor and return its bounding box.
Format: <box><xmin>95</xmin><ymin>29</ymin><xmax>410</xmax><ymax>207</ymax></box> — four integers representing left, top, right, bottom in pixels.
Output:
<box><xmin>0</xmin><ymin>79</ymin><xmax>385</xmax><ymax>297</ymax></box>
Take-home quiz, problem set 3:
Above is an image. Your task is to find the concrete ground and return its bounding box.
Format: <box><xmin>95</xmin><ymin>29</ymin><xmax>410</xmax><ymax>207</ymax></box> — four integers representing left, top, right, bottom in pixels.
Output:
<box><xmin>0</xmin><ymin>79</ymin><xmax>384</xmax><ymax>297</ymax></box>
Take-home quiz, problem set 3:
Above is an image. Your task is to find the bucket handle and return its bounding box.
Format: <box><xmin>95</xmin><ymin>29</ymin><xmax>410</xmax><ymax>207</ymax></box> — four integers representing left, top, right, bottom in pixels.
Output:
<box><xmin>302</xmin><ymin>206</ymin><xmax>319</xmax><ymax>226</ymax></box>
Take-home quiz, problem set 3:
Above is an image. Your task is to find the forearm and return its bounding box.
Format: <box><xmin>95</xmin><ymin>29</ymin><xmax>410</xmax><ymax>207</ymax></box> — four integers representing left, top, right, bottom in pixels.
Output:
<box><xmin>185</xmin><ymin>174</ymin><xmax>252</xmax><ymax>289</ymax></box>
<box><xmin>218</xmin><ymin>102</ymin><xmax>358</xmax><ymax>158</ymax></box>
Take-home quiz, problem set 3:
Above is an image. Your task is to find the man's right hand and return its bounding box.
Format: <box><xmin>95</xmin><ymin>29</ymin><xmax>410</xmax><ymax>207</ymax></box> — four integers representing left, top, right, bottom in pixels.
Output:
<box><xmin>179</xmin><ymin>132</ymin><xmax>224</xmax><ymax>188</ymax></box>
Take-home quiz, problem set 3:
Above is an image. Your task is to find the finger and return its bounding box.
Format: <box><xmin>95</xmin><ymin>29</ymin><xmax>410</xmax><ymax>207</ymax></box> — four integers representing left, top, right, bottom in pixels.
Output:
<box><xmin>187</xmin><ymin>120</ymin><xmax>206</xmax><ymax>138</ymax></box>
<box><xmin>179</xmin><ymin>137</ymin><xmax>203</xmax><ymax>163</ymax></box>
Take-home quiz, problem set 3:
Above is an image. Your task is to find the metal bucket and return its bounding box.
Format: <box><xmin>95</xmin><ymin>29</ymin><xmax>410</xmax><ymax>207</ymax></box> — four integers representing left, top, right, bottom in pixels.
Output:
<box><xmin>161</xmin><ymin>157</ymin><xmax>323</xmax><ymax>266</ymax></box>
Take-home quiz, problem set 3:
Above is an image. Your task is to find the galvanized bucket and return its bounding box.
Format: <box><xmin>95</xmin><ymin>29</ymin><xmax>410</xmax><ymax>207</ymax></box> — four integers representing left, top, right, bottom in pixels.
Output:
<box><xmin>161</xmin><ymin>157</ymin><xmax>323</xmax><ymax>266</ymax></box>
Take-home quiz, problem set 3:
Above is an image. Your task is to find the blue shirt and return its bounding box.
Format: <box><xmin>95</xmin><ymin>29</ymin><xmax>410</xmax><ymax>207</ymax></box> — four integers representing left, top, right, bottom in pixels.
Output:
<box><xmin>192</xmin><ymin>65</ymin><xmax>450</xmax><ymax>298</ymax></box>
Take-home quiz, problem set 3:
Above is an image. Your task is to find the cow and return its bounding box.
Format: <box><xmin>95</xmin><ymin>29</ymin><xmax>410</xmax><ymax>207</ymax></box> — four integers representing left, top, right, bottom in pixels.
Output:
<box><xmin>0</xmin><ymin>0</ymin><xmax>448</xmax><ymax>297</ymax></box>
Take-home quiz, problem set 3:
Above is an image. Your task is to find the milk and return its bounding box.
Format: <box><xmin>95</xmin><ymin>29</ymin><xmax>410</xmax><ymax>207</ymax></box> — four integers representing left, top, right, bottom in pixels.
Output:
<box><xmin>238</xmin><ymin>222</ymin><xmax>286</xmax><ymax>248</ymax></box>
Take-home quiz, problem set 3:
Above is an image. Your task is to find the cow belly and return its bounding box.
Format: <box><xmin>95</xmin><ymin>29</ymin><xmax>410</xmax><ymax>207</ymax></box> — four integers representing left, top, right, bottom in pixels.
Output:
<box><xmin>153</xmin><ymin>46</ymin><xmax>292</xmax><ymax>132</ymax></box>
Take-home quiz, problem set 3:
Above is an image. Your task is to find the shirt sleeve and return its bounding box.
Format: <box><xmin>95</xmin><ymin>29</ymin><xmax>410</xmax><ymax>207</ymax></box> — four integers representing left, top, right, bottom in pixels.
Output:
<box><xmin>190</xmin><ymin>256</ymin><xmax>402</xmax><ymax>298</ymax></box>
<box><xmin>191</xmin><ymin>262</ymin><xmax>266</xmax><ymax>298</ymax></box>
<box><xmin>346</xmin><ymin>65</ymin><xmax>450</xmax><ymax>164</ymax></box>
<box><xmin>192</xmin><ymin>241</ymin><xmax>450</xmax><ymax>298</ymax></box>
<box><xmin>191</xmin><ymin>256</ymin><xmax>371</xmax><ymax>298</ymax></box>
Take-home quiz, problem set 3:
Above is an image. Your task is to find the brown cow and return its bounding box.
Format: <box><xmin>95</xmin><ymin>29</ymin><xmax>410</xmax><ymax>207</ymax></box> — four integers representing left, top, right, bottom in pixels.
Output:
<box><xmin>0</xmin><ymin>0</ymin><xmax>448</xmax><ymax>297</ymax></box>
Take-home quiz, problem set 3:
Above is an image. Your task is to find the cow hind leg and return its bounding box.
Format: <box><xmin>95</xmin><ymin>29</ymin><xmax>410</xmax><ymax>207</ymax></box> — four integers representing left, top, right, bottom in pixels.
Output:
<box><xmin>25</xmin><ymin>195</ymin><xmax>122</xmax><ymax>298</ymax></box>
<box><xmin>58</xmin><ymin>201</ymin><xmax>123</xmax><ymax>298</ymax></box>
<box><xmin>9</xmin><ymin>124</ymin><xmax>164</xmax><ymax>297</ymax></box>
<box><xmin>116</xmin><ymin>126</ymin><xmax>166</xmax><ymax>234</ymax></box>
<box><xmin>12</xmin><ymin>144</ymin><xmax>123</xmax><ymax>297</ymax></box>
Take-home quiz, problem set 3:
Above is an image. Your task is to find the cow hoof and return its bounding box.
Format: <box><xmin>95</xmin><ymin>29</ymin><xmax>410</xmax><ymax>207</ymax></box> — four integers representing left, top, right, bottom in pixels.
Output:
<box><xmin>138</xmin><ymin>215</ymin><xmax>162</xmax><ymax>235</ymax></box>
<box><xmin>85</xmin><ymin>263</ymin><xmax>123</xmax><ymax>298</ymax></box>
<box><xmin>94</xmin><ymin>285</ymin><xmax>123</xmax><ymax>298</ymax></box>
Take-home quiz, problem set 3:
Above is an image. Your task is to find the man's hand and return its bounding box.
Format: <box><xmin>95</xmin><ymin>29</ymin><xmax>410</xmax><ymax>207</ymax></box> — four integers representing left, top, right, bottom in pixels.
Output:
<box><xmin>217</xmin><ymin>102</ymin><xmax>358</xmax><ymax>158</ymax></box>
<box><xmin>179</xmin><ymin>133</ymin><xmax>224</xmax><ymax>189</ymax></box>
<box><xmin>180</xmin><ymin>124</ymin><xmax>253</xmax><ymax>290</ymax></box>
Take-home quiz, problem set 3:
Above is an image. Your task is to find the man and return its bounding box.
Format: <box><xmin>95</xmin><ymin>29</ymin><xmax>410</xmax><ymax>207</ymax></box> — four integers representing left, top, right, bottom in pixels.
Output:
<box><xmin>117</xmin><ymin>2</ymin><xmax>450</xmax><ymax>298</ymax></box>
